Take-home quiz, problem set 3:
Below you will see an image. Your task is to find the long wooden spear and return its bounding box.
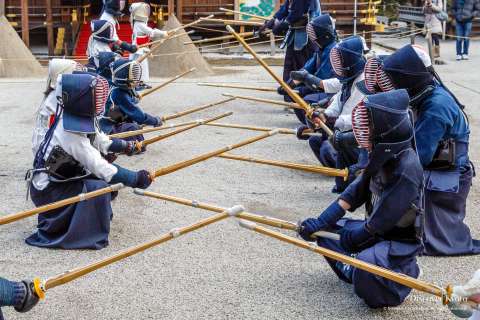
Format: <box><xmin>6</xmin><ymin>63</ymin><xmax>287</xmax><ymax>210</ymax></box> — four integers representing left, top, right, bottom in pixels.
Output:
<box><xmin>107</xmin><ymin>97</ymin><xmax>236</xmax><ymax>139</ymax></box>
<box><xmin>0</xmin><ymin>184</ymin><xmax>124</xmax><ymax>226</ymax></box>
<box><xmin>137</xmin><ymin>32</ymin><xmax>192</xmax><ymax>63</ymax></box>
<box><xmin>217</xmin><ymin>153</ymin><xmax>348</xmax><ymax>179</ymax></box>
<box><xmin>226</xmin><ymin>25</ymin><xmax>333</xmax><ymax>136</ymax></box>
<box><xmin>152</xmin><ymin>130</ymin><xmax>279</xmax><ymax>178</ymax></box>
<box><xmin>133</xmin><ymin>191</ymin><xmax>339</xmax><ymax>240</ymax></box>
<box><xmin>139</xmin><ymin>112</ymin><xmax>232</xmax><ymax>148</ymax></box>
<box><xmin>223</xmin><ymin>93</ymin><xmax>300</xmax><ymax>109</ymax></box>
<box><xmin>198</xmin><ymin>82</ymin><xmax>277</xmax><ymax>92</ymax></box>
<box><xmin>184</xmin><ymin>32</ymin><xmax>254</xmax><ymax>45</ymax></box>
<box><xmin>32</xmin><ymin>205</ymin><xmax>245</xmax><ymax>300</ymax></box>
<box><xmin>138</xmin><ymin>30</ymin><xmax>195</xmax><ymax>49</ymax></box>
<box><xmin>219</xmin><ymin>7</ymin><xmax>270</xmax><ymax>21</ymax></box>
<box><xmin>201</xmin><ymin>18</ymin><xmax>263</xmax><ymax>26</ymax></box>
<box><xmin>138</xmin><ymin>68</ymin><xmax>196</xmax><ymax>99</ymax></box>
<box><xmin>238</xmin><ymin>220</ymin><xmax>452</xmax><ymax>303</ymax></box>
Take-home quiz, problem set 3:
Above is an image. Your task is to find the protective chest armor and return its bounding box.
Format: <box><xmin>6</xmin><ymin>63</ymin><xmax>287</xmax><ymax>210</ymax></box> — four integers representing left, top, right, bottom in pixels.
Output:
<box><xmin>44</xmin><ymin>145</ymin><xmax>92</xmax><ymax>182</ymax></box>
<box><xmin>281</xmin><ymin>0</ymin><xmax>309</xmax><ymax>50</ymax></box>
<box><xmin>367</xmin><ymin>168</ymin><xmax>423</xmax><ymax>242</ymax></box>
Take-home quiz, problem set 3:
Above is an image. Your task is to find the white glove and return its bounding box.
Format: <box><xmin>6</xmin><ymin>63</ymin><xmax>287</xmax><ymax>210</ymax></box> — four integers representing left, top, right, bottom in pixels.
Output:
<box><xmin>448</xmin><ymin>270</ymin><xmax>480</xmax><ymax>318</ymax></box>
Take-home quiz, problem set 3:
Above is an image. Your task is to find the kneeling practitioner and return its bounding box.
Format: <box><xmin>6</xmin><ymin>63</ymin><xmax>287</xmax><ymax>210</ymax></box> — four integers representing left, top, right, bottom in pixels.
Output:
<box><xmin>26</xmin><ymin>73</ymin><xmax>152</xmax><ymax>250</ymax></box>
<box><xmin>299</xmin><ymin>89</ymin><xmax>424</xmax><ymax>308</ymax></box>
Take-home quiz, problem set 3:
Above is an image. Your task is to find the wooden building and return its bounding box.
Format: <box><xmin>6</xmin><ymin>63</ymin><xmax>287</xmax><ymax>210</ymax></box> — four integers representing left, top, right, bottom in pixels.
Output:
<box><xmin>2</xmin><ymin>0</ymin><xmax>379</xmax><ymax>56</ymax></box>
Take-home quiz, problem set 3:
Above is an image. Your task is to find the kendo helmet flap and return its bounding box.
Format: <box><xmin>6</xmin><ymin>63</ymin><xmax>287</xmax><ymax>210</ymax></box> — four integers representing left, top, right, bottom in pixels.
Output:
<box><xmin>306</xmin><ymin>14</ymin><xmax>336</xmax><ymax>48</ymax></box>
<box><xmin>103</xmin><ymin>0</ymin><xmax>125</xmax><ymax>16</ymax></box>
<box><xmin>91</xmin><ymin>20</ymin><xmax>115</xmax><ymax>43</ymax></box>
<box><xmin>46</xmin><ymin>59</ymin><xmax>86</xmax><ymax>91</ymax></box>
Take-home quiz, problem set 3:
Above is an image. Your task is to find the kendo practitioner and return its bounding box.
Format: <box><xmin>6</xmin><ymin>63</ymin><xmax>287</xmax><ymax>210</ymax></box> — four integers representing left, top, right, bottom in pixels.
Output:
<box><xmin>299</xmin><ymin>89</ymin><xmax>424</xmax><ymax>308</ymax></box>
<box><xmin>258</xmin><ymin>0</ymin><xmax>320</xmax><ymax>82</ymax></box>
<box><xmin>100</xmin><ymin>58</ymin><xmax>162</xmax><ymax>140</ymax></box>
<box><xmin>129</xmin><ymin>2</ymin><xmax>168</xmax><ymax>89</ymax></box>
<box><xmin>32</xmin><ymin>58</ymin><xmax>86</xmax><ymax>157</ymax></box>
<box><xmin>0</xmin><ymin>278</ymin><xmax>39</xmax><ymax>320</ymax></box>
<box><xmin>365</xmin><ymin>44</ymin><xmax>479</xmax><ymax>256</ymax></box>
<box><xmin>87</xmin><ymin>19</ymin><xmax>138</xmax><ymax>71</ymax></box>
<box><xmin>280</xmin><ymin>14</ymin><xmax>340</xmax><ymax>122</ymax></box>
<box><xmin>97</xmin><ymin>51</ymin><xmax>120</xmax><ymax>86</ymax></box>
<box><xmin>25</xmin><ymin>73</ymin><xmax>152</xmax><ymax>250</ymax></box>
<box><xmin>297</xmin><ymin>36</ymin><xmax>369</xmax><ymax>192</ymax></box>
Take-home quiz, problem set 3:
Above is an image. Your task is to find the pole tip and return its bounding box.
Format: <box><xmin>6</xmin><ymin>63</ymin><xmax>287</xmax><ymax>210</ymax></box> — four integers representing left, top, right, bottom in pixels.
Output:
<box><xmin>238</xmin><ymin>220</ymin><xmax>257</xmax><ymax>230</ymax></box>
<box><xmin>226</xmin><ymin>25</ymin><xmax>235</xmax><ymax>33</ymax></box>
<box><xmin>226</xmin><ymin>205</ymin><xmax>245</xmax><ymax>216</ymax></box>
<box><xmin>189</xmin><ymin>67</ymin><xmax>197</xmax><ymax>72</ymax></box>
<box><xmin>111</xmin><ymin>183</ymin><xmax>125</xmax><ymax>191</ymax></box>
<box><xmin>269</xmin><ymin>129</ymin><xmax>281</xmax><ymax>136</ymax></box>
<box><xmin>222</xmin><ymin>93</ymin><xmax>235</xmax><ymax>97</ymax></box>
<box><xmin>133</xmin><ymin>189</ymin><xmax>145</xmax><ymax>196</ymax></box>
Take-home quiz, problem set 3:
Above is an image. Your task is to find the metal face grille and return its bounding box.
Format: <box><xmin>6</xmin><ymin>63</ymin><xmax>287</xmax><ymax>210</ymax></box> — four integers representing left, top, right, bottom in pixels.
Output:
<box><xmin>376</xmin><ymin>66</ymin><xmax>395</xmax><ymax>92</ymax></box>
<box><xmin>352</xmin><ymin>102</ymin><xmax>372</xmax><ymax>151</ymax></box>
<box><xmin>94</xmin><ymin>76</ymin><xmax>110</xmax><ymax>115</ymax></box>
<box><xmin>364</xmin><ymin>57</ymin><xmax>379</xmax><ymax>93</ymax></box>
<box><xmin>329</xmin><ymin>47</ymin><xmax>344</xmax><ymax>77</ymax></box>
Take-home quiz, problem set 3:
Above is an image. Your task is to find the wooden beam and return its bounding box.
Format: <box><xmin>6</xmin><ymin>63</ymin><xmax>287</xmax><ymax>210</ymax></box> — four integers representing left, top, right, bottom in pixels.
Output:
<box><xmin>46</xmin><ymin>0</ymin><xmax>54</xmax><ymax>55</ymax></box>
<box><xmin>0</xmin><ymin>0</ymin><xmax>5</xmax><ymax>16</ymax></box>
<box><xmin>168</xmin><ymin>0</ymin><xmax>174</xmax><ymax>16</ymax></box>
<box><xmin>176</xmin><ymin>0</ymin><xmax>183</xmax><ymax>23</ymax></box>
<box><xmin>21</xmin><ymin>0</ymin><xmax>29</xmax><ymax>46</ymax></box>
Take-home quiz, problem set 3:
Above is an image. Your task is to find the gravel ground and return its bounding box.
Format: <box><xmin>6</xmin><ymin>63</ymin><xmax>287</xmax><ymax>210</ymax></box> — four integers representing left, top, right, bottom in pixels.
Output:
<box><xmin>1</xmin><ymin>52</ymin><xmax>479</xmax><ymax>320</ymax></box>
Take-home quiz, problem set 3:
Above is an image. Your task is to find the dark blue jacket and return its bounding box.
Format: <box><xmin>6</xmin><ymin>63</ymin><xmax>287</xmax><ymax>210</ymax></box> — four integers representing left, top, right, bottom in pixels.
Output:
<box><xmin>412</xmin><ymin>84</ymin><xmax>470</xmax><ymax>167</ymax></box>
<box><xmin>339</xmin><ymin>148</ymin><xmax>424</xmax><ymax>244</ymax></box>
<box><xmin>303</xmin><ymin>41</ymin><xmax>336</xmax><ymax>80</ymax></box>
<box><xmin>110</xmin><ymin>87</ymin><xmax>158</xmax><ymax>126</ymax></box>
<box><xmin>274</xmin><ymin>0</ymin><xmax>310</xmax><ymax>24</ymax></box>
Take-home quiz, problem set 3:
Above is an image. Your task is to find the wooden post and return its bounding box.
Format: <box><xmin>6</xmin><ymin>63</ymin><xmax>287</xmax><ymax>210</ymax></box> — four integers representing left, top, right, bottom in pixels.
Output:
<box><xmin>21</xmin><ymin>0</ymin><xmax>29</xmax><ymax>46</ymax></box>
<box><xmin>46</xmin><ymin>0</ymin><xmax>55</xmax><ymax>56</ymax></box>
<box><xmin>410</xmin><ymin>22</ymin><xmax>415</xmax><ymax>45</ymax></box>
<box><xmin>0</xmin><ymin>0</ymin><xmax>4</xmax><ymax>16</ymax></box>
<box><xmin>176</xmin><ymin>0</ymin><xmax>183</xmax><ymax>23</ymax></box>
<box><xmin>270</xmin><ymin>31</ymin><xmax>276</xmax><ymax>56</ymax></box>
<box><xmin>426</xmin><ymin>29</ymin><xmax>434</xmax><ymax>61</ymax></box>
<box><xmin>168</xmin><ymin>0</ymin><xmax>174</xmax><ymax>17</ymax></box>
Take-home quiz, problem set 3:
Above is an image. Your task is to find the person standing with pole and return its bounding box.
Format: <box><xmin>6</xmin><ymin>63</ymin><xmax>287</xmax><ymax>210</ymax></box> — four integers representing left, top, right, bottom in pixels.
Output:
<box><xmin>451</xmin><ymin>0</ymin><xmax>480</xmax><ymax>60</ymax></box>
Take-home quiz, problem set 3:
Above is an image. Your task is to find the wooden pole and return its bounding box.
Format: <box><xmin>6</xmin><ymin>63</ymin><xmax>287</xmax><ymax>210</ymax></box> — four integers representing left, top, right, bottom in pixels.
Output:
<box><xmin>200</xmin><ymin>18</ymin><xmax>263</xmax><ymax>26</ymax></box>
<box><xmin>37</xmin><ymin>206</ymin><xmax>244</xmax><ymax>296</ymax></box>
<box><xmin>176</xmin><ymin>0</ymin><xmax>183</xmax><ymax>23</ymax></box>
<box><xmin>139</xmin><ymin>68</ymin><xmax>196</xmax><ymax>99</ymax></box>
<box><xmin>46</xmin><ymin>0</ymin><xmax>54</xmax><ymax>56</ymax></box>
<box><xmin>168</xmin><ymin>0</ymin><xmax>174</xmax><ymax>16</ymax></box>
<box><xmin>107</xmin><ymin>97</ymin><xmax>236</xmax><ymax>139</ymax></box>
<box><xmin>136</xmin><ymin>32</ymin><xmax>190</xmax><ymax>63</ymax></box>
<box><xmin>140</xmin><ymin>112</ymin><xmax>232</xmax><ymax>147</ymax></box>
<box><xmin>135</xmin><ymin>191</ymin><xmax>339</xmax><ymax>240</ymax></box>
<box><xmin>223</xmin><ymin>93</ymin><xmax>301</xmax><ymax>109</ymax></box>
<box><xmin>219</xmin><ymin>7</ymin><xmax>270</xmax><ymax>21</ymax></box>
<box><xmin>0</xmin><ymin>184</ymin><xmax>124</xmax><ymax>226</ymax></box>
<box><xmin>139</xmin><ymin>30</ymin><xmax>195</xmax><ymax>48</ymax></box>
<box><xmin>153</xmin><ymin>130</ymin><xmax>279</xmax><ymax>178</ymax></box>
<box><xmin>185</xmin><ymin>32</ymin><xmax>254</xmax><ymax>45</ymax></box>
<box><xmin>239</xmin><ymin>221</ymin><xmax>449</xmax><ymax>300</ymax></box>
<box><xmin>198</xmin><ymin>82</ymin><xmax>276</xmax><ymax>92</ymax></box>
<box><xmin>217</xmin><ymin>153</ymin><xmax>348</xmax><ymax>179</ymax></box>
<box><xmin>226</xmin><ymin>25</ymin><xmax>333</xmax><ymax>136</ymax></box>
<box><xmin>21</xmin><ymin>0</ymin><xmax>29</xmax><ymax>46</ymax></box>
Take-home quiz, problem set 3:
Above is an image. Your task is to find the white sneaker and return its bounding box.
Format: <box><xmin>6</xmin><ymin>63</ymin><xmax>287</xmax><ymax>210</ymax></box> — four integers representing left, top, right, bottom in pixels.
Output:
<box><xmin>456</xmin><ymin>55</ymin><xmax>462</xmax><ymax>60</ymax></box>
<box><xmin>462</xmin><ymin>54</ymin><xmax>469</xmax><ymax>60</ymax></box>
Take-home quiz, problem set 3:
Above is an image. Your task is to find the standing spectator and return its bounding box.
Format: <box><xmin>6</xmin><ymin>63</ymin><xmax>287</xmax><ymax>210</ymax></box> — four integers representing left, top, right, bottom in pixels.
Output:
<box><xmin>451</xmin><ymin>0</ymin><xmax>480</xmax><ymax>60</ymax></box>
<box><xmin>423</xmin><ymin>0</ymin><xmax>444</xmax><ymax>58</ymax></box>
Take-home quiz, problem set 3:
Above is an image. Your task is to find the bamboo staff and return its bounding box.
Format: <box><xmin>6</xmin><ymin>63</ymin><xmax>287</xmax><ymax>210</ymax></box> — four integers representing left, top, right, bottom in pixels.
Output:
<box><xmin>198</xmin><ymin>82</ymin><xmax>276</xmax><ymax>92</ymax></box>
<box><xmin>134</xmin><ymin>191</ymin><xmax>339</xmax><ymax>240</ymax></box>
<box><xmin>107</xmin><ymin>97</ymin><xmax>236</xmax><ymax>139</ymax></box>
<box><xmin>137</xmin><ymin>14</ymin><xmax>213</xmax><ymax>63</ymax></box>
<box><xmin>226</xmin><ymin>25</ymin><xmax>333</xmax><ymax>136</ymax></box>
<box><xmin>139</xmin><ymin>112</ymin><xmax>232</xmax><ymax>148</ymax></box>
<box><xmin>238</xmin><ymin>220</ymin><xmax>451</xmax><ymax>303</ymax></box>
<box><xmin>219</xmin><ymin>7</ymin><xmax>270</xmax><ymax>21</ymax></box>
<box><xmin>217</xmin><ymin>153</ymin><xmax>348</xmax><ymax>180</ymax></box>
<box><xmin>138</xmin><ymin>30</ymin><xmax>195</xmax><ymax>48</ymax></box>
<box><xmin>223</xmin><ymin>93</ymin><xmax>300</xmax><ymax>109</ymax></box>
<box><xmin>0</xmin><ymin>184</ymin><xmax>124</xmax><ymax>226</ymax></box>
<box><xmin>136</xmin><ymin>32</ymin><xmax>192</xmax><ymax>63</ymax></box>
<box><xmin>138</xmin><ymin>68</ymin><xmax>196</xmax><ymax>99</ymax></box>
<box><xmin>201</xmin><ymin>18</ymin><xmax>263</xmax><ymax>26</ymax></box>
<box><xmin>33</xmin><ymin>205</ymin><xmax>245</xmax><ymax>299</ymax></box>
<box><xmin>152</xmin><ymin>130</ymin><xmax>279</xmax><ymax>178</ymax></box>
<box><xmin>184</xmin><ymin>32</ymin><xmax>254</xmax><ymax>45</ymax></box>
<box><xmin>204</xmin><ymin>122</ymin><xmax>318</xmax><ymax>137</ymax></box>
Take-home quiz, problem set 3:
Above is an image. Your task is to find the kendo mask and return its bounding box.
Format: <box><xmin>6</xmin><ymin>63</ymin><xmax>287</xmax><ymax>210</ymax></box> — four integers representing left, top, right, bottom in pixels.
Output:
<box><xmin>46</xmin><ymin>59</ymin><xmax>86</xmax><ymax>91</ymax></box>
<box><xmin>306</xmin><ymin>14</ymin><xmax>336</xmax><ymax>49</ymax></box>
<box><xmin>130</xmin><ymin>2</ymin><xmax>150</xmax><ymax>25</ymax></box>
<box><xmin>111</xmin><ymin>58</ymin><xmax>142</xmax><ymax>90</ymax></box>
<box><xmin>352</xmin><ymin>89</ymin><xmax>414</xmax><ymax>175</ymax></box>
<box><xmin>91</xmin><ymin>20</ymin><xmax>115</xmax><ymax>43</ymax></box>
<box><xmin>374</xmin><ymin>45</ymin><xmax>434</xmax><ymax>96</ymax></box>
<box><xmin>329</xmin><ymin>35</ymin><xmax>367</xmax><ymax>83</ymax></box>
<box><xmin>103</xmin><ymin>0</ymin><xmax>126</xmax><ymax>16</ymax></box>
<box><xmin>97</xmin><ymin>52</ymin><xmax>120</xmax><ymax>77</ymax></box>
<box><xmin>59</xmin><ymin>74</ymin><xmax>110</xmax><ymax>134</ymax></box>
